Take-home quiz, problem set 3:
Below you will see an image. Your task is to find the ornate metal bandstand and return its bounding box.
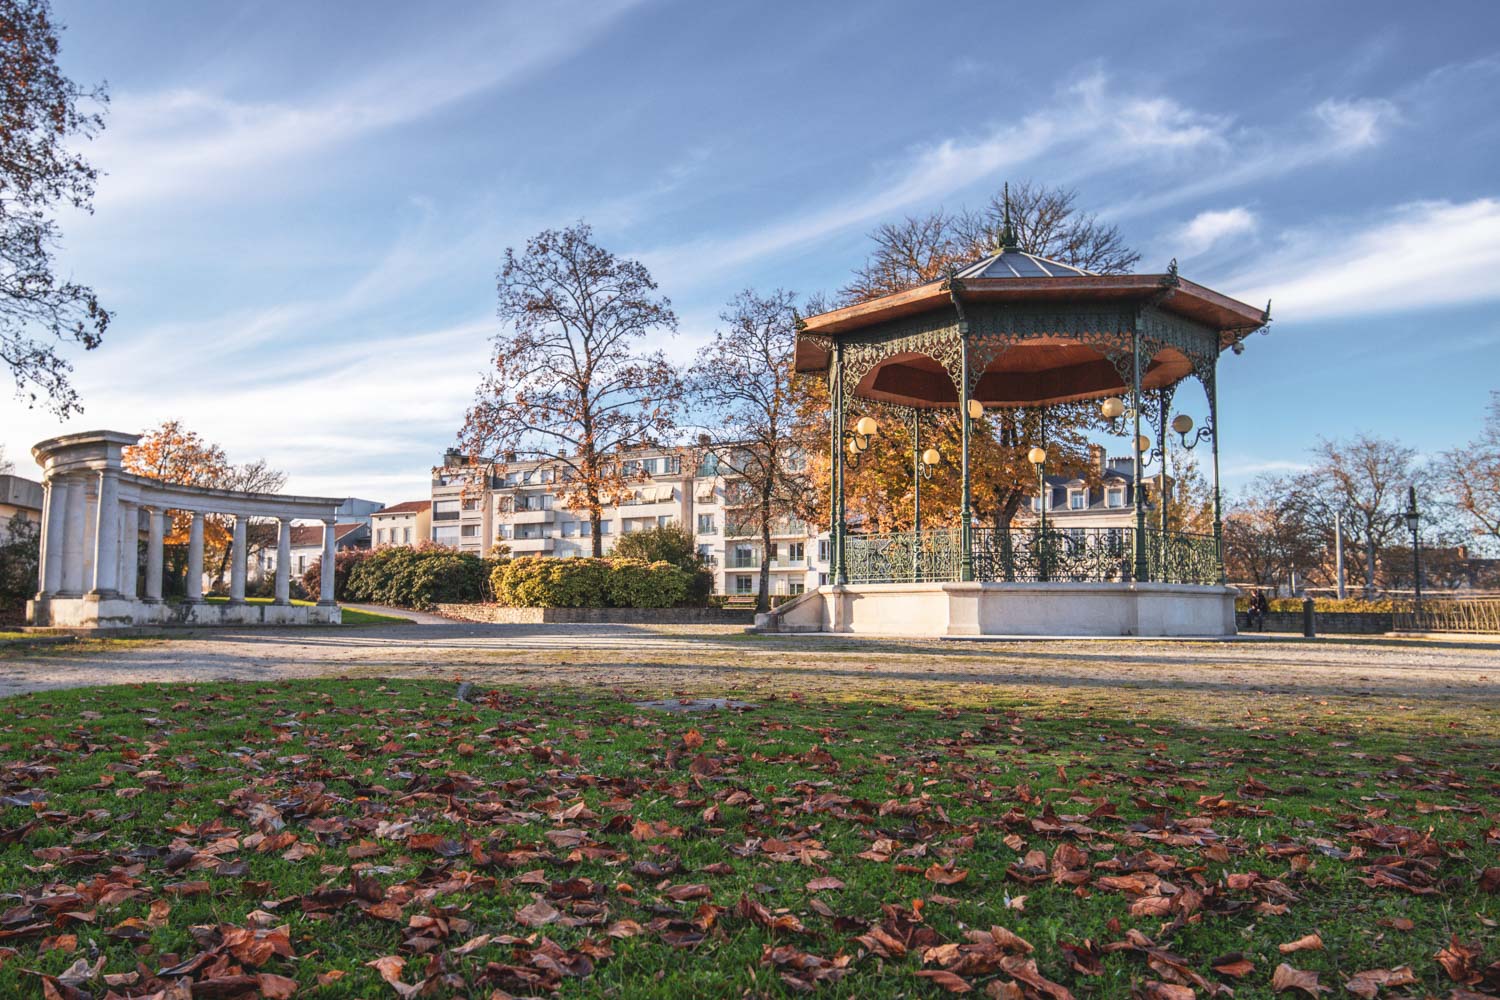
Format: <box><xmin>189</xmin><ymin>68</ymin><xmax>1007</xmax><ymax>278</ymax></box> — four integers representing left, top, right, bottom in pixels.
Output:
<box><xmin>776</xmin><ymin>235</ymin><xmax>1271</xmax><ymax>637</ymax></box>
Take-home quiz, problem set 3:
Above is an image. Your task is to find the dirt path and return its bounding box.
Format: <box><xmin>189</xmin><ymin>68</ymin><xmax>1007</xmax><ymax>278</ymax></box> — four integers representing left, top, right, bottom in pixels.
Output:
<box><xmin>3</xmin><ymin>624</ymin><xmax>1496</xmax><ymax>724</ymax></box>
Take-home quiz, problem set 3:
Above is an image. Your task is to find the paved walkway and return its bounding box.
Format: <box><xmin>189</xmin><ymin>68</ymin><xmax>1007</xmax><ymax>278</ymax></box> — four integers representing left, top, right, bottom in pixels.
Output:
<box><xmin>2</xmin><ymin>623</ymin><xmax>1497</xmax><ymax>726</ymax></box>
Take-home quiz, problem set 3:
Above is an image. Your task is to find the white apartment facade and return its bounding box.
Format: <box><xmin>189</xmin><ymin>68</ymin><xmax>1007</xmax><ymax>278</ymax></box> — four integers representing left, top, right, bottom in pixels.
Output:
<box><xmin>429</xmin><ymin>447</ymin><xmax>832</xmax><ymax>596</ymax></box>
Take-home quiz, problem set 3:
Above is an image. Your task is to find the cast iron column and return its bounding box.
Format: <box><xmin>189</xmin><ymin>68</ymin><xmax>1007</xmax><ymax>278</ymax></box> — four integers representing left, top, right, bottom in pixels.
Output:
<box><xmin>1131</xmin><ymin>331</ymin><xmax>1148</xmax><ymax>582</ymax></box>
<box><xmin>1207</xmin><ymin>362</ymin><xmax>1225</xmax><ymax>584</ymax></box>
<box><xmin>911</xmin><ymin>409</ymin><xmax>921</xmax><ymax>582</ymax></box>
<box><xmin>959</xmin><ymin>330</ymin><xmax>973</xmax><ymax>582</ymax></box>
<box><xmin>833</xmin><ymin>341</ymin><xmax>847</xmax><ymax>585</ymax></box>
<box><xmin>1158</xmin><ymin>390</ymin><xmax>1170</xmax><ymax>578</ymax></box>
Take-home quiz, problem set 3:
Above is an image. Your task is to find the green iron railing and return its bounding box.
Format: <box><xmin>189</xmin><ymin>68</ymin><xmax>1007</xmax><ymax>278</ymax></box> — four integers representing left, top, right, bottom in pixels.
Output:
<box><xmin>1392</xmin><ymin>597</ymin><xmax>1500</xmax><ymax>634</ymax></box>
<box><xmin>842</xmin><ymin>526</ymin><xmax>1221</xmax><ymax>585</ymax></box>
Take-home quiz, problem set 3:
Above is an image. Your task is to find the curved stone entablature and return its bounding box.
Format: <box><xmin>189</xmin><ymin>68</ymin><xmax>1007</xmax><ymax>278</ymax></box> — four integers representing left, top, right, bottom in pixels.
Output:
<box><xmin>27</xmin><ymin>430</ymin><xmax>344</xmax><ymax>629</ymax></box>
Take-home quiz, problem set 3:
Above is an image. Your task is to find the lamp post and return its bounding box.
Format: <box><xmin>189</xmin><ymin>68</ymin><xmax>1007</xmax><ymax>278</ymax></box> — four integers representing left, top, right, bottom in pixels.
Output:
<box><xmin>912</xmin><ymin>408</ymin><xmax>940</xmax><ymax>581</ymax></box>
<box><xmin>1029</xmin><ymin>446</ymin><xmax>1048</xmax><ymax>582</ymax></box>
<box><xmin>1404</xmin><ymin>485</ymin><xmax>1422</xmax><ymax>610</ymax></box>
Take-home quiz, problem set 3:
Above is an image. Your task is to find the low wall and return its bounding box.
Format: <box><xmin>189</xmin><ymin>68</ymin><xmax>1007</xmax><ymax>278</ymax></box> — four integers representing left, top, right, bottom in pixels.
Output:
<box><xmin>30</xmin><ymin>596</ymin><xmax>340</xmax><ymax>628</ymax></box>
<box><xmin>1235</xmin><ymin>610</ymin><xmax>1393</xmax><ymax>634</ymax></box>
<box><xmin>436</xmin><ymin>603</ymin><xmax>753</xmax><ymax>625</ymax></box>
<box><xmin>762</xmin><ymin>582</ymin><xmax>1238</xmax><ymax>637</ymax></box>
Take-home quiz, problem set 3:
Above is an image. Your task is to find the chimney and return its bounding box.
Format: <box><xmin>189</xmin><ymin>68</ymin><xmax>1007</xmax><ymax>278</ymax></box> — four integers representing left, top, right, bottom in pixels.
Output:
<box><xmin>443</xmin><ymin>448</ymin><xmax>463</xmax><ymax>469</ymax></box>
<box><xmin>1089</xmin><ymin>443</ymin><xmax>1106</xmax><ymax>478</ymax></box>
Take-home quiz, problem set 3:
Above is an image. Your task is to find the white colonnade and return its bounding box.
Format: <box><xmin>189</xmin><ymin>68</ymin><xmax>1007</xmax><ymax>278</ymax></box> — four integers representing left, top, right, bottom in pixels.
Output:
<box><xmin>28</xmin><ymin>431</ymin><xmax>343</xmax><ymax>628</ymax></box>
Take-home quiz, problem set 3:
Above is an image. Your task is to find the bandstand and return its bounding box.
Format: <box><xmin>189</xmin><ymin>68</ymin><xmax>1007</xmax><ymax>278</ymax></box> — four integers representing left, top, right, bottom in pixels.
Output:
<box><xmin>766</xmin><ymin>233</ymin><xmax>1270</xmax><ymax>637</ymax></box>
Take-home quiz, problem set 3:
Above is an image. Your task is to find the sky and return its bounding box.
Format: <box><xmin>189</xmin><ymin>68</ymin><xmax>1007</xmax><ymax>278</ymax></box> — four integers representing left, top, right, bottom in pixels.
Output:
<box><xmin>3</xmin><ymin>0</ymin><xmax>1499</xmax><ymax>504</ymax></box>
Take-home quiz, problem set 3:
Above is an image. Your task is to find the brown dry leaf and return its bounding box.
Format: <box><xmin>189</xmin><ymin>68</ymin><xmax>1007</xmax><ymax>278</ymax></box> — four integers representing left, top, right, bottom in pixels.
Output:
<box><xmin>1435</xmin><ymin>937</ymin><xmax>1483</xmax><ymax>985</ymax></box>
<box><xmin>682</xmin><ymin>729</ymin><xmax>704</xmax><ymax>750</ymax></box>
<box><xmin>915</xmin><ymin>969</ymin><xmax>973</xmax><ymax>993</ymax></box>
<box><xmin>1210</xmin><ymin>953</ymin><xmax>1255</xmax><ymax>978</ymax></box>
<box><xmin>1278</xmin><ymin>933</ymin><xmax>1324</xmax><ymax>954</ymax></box>
<box><xmin>924</xmin><ymin>863</ymin><xmax>969</xmax><ymax>886</ymax></box>
<box><xmin>989</xmin><ymin>925</ymin><xmax>1033</xmax><ymax>954</ymax></box>
<box><xmin>806</xmin><ymin>877</ymin><xmax>845</xmax><ymax>891</ymax></box>
<box><xmin>256</xmin><ymin>973</ymin><xmax>298</xmax><ymax>998</ymax></box>
<box><xmin>1137</xmin><ymin>983</ymin><xmax>1195</xmax><ymax>1000</ymax></box>
<box><xmin>1271</xmin><ymin>962</ymin><xmax>1329</xmax><ymax>995</ymax></box>
<box><xmin>1344</xmin><ymin>966</ymin><xmax>1418</xmax><ymax>999</ymax></box>
<box><xmin>515</xmin><ymin>899</ymin><xmax>560</xmax><ymax>927</ymax></box>
<box><xmin>365</xmin><ymin>955</ymin><xmax>419</xmax><ymax>998</ymax></box>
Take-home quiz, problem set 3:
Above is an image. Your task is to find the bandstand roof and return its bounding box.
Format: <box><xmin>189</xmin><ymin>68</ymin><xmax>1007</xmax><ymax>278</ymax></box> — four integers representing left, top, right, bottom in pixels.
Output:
<box><xmin>795</xmin><ymin>248</ymin><xmax>1269</xmax><ymax>411</ymax></box>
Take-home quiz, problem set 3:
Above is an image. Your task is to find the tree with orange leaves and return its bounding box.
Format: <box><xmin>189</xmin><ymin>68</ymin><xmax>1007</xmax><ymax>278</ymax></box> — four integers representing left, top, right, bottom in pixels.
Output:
<box><xmin>123</xmin><ymin>420</ymin><xmax>285</xmax><ymax>591</ymax></box>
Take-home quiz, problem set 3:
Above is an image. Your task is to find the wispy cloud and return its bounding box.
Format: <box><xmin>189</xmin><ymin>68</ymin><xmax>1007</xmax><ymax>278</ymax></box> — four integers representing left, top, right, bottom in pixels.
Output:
<box><xmin>1174</xmin><ymin>207</ymin><xmax>1258</xmax><ymax>258</ymax></box>
<box><xmin>88</xmin><ymin>1</ymin><xmax>644</xmax><ymax>207</ymax></box>
<box><xmin>640</xmin><ymin>73</ymin><xmax>1231</xmax><ymax>285</ymax></box>
<box><xmin>1222</xmin><ymin>198</ymin><xmax>1500</xmax><ymax>321</ymax></box>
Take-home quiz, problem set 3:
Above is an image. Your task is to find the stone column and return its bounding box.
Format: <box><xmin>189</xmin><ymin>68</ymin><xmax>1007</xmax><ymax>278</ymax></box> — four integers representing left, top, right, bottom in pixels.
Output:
<box><xmin>89</xmin><ymin>469</ymin><xmax>121</xmax><ymax>598</ymax></box>
<box><xmin>318</xmin><ymin>519</ymin><xmax>337</xmax><ymax>605</ymax></box>
<box><xmin>41</xmin><ymin>476</ymin><xmax>69</xmax><ymax>597</ymax></box>
<box><xmin>144</xmin><ymin>508</ymin><xmax>166</xmax><ymax>602</ymax></box>
<box><xmin>229</xmin><ymin>515</ymin><xmax>248</xmax><ymax>603</ymax></box>
<box><xmin>186</xmin><ymin>512</ymin><xmax>205</xmax><ymax>602</ymax></box>
<box><xmin>117</xmin><ymin>501</ymin><xmax>138</xmax><ymax>598</ymax></box>
<box><xmin>275</xmin><ymin>517</ymin><xmax>292</xmax><ymax>605</ymax></box>
<box><xmin>60</xmin><ymin>475</ymin><xmax>87</xmax><ymax>596</ymax></box>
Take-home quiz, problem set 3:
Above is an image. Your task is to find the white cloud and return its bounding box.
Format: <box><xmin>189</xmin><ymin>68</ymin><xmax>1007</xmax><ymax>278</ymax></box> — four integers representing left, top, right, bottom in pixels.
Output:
<box><xmin>641</xmin><ymin>72</ymin><xmax>1231</xmax><ymax>285</ymax></box>
<box><xmin>1222</xmin><ymin>198</ymin><xmax>1500</xmax><ymax>321</ymax></box>
<box><xmin>1174</xmin><ymin>207</ymin><xmax>1257</xmax><ymax>258</ymax></box>
<box><xmin>88</xmin><ymin>1</ymin><xmax>644</xmax><ymax>207</ymax></box>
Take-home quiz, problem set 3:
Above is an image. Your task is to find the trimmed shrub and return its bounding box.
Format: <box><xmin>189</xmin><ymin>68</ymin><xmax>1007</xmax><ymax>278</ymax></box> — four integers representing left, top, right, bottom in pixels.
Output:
<box><xmin>604</xmin><ymin>559</ymin><xmax>690</xmax><ymax>608</ymax></box>
<box><xmin>496</xmin><ymin>557</ymin><xmax>610</xmax><ymax>608</ymax></box>
<box><xmin>343</xmin><ymin>545</ymin><xmax>488</xmax><ymax>609</ymax></box>
<box><xmin>495</xmin><ymin>556</ymin><xmax>698</xmax><ymax>608</ymax></box>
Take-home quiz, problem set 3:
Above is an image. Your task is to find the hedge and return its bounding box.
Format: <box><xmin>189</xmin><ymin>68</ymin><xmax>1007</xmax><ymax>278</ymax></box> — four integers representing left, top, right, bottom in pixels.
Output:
<box><xmin>494</xmin><ymin>556</ymin><xmax>700</xmax><ymax>609</ymax></box>
<box><xmin>317</xmin><ymin>546</ymin><xmax>494</xmax><ymax>610</ymax></box>
<box><xmin>1234</xmin><ymin>596</ymin><xmax>1396</xmax><ymax>613</ymax></box>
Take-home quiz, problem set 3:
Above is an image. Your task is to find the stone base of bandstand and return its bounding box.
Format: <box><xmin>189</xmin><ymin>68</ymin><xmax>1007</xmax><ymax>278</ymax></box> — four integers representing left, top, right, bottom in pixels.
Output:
<box><xmin>756</xmin><ymin>582</ymin><xmax>1238</xmax><ymax>638</ymax></box>
<box><xmin>28</xmin><ymin>596</ymin><xmax>341</xmax><ymax>629</ymax></box>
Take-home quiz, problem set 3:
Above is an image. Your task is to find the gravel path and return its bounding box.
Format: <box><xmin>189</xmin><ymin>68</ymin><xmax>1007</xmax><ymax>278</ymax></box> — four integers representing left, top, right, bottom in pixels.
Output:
<box><xmin>2</xmin><ymin>624</ymin><xmax>1496</xmax><ymax>723</ymax></box>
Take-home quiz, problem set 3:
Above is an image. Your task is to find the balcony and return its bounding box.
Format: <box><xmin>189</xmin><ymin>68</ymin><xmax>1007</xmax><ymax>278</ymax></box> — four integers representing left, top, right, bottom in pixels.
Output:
<box><xmin>508</xmin><ymin>535</ymin><xmax>555</xmax><ymax>554</ymax></box>
<box><xmin>509</xmin><ymin>508</ymin><xmax>555</xmax><ymax>524</ymax></box>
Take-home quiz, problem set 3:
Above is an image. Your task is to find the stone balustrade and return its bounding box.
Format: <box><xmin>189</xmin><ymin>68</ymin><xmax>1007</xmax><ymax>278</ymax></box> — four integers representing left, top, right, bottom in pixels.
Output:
<box><xmin>27</xmin><ymin>430</ymin><xmax>343</xmax><ymax>629</ymax></box>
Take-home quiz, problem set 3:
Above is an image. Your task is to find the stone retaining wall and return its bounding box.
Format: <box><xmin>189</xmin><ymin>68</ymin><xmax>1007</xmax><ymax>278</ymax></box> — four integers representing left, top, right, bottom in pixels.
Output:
<box><xmin>1235</xmin><ymin>610</ymin><xmax>1393</xmax><ymax>634</ymax></box>
<box><xmin>436</xmin><ymin>604</ymin><xmax>753</xmax><ymax>625</ymax></box>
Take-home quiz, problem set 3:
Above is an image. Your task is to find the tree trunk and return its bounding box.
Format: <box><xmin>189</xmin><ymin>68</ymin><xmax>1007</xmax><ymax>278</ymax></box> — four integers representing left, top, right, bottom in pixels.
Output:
<box><xmin>591</xmin><ymin>510</ymin><xmax>603</xmax><ymax>558</ymax></box>
<box><xmin>757</xmin><ymin>492</ymin><xmax>772</xmax><ymax>613</ymax></box>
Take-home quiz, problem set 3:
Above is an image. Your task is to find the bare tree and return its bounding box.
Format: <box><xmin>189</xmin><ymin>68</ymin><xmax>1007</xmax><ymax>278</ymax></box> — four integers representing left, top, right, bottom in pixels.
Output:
<box><xmin>841</xmin><ymin>181</ymin><xmax>1139</xmax><ymax>303</ymax></box>
<box><xmin>459</xmin><ymin>222</ymin><xmax>680</xmax><ymax>556</ymax></box>
<box><xmin>1222</xmin><ymin>487</ymin><xmax>1321</xmax><ymax>589</ymax></box>
<box><xmin>0</xmin><ymin>444</ymin><xmax>13</xmax><ymax>475</ymax></box>
<box><xmin>1436</xmin><ymin>391</ymin><xmax>1500</xmax><ymax>554</ymax></box>
<box><xmin>1</xmin><ymin>0</ymin><xmax>110</xmax><ymax>415</ymax></box>
<box><xmin>1281</xmin><ymin>435</ymin><xmax>1423</xmax><ymax>595</ymax></box>
<box><xmin>691</xmin><ymin>289</ymin><xmax>812</xmax><ymax>611</ymax></box>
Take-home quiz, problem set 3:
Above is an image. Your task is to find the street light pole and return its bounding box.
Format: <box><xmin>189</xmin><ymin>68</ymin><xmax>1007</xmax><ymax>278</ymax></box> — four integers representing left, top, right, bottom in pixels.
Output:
<box><xmin>1404</xmin><ymin>485</ymin><xmax>1422</xmax><ymax>610</ymax></box>
<box><xmin>1029</xmin><ymin>446</ymin><xmax>1048</xmax><ymax>582</ymax></box>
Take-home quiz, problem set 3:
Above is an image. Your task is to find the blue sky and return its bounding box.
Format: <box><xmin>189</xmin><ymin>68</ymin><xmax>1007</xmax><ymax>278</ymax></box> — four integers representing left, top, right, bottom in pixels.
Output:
<box><xmin>4</xmin><ymin>0</ymin><xmax>1498</xmax><ymax>503</ymax></box>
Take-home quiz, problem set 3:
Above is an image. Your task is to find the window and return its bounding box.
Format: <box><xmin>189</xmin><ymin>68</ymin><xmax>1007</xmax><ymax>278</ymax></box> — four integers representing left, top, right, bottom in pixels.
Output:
<box><xmin>788</xmin><ymin>582</ymin><xmax>805</xmax><ymax>595</ymax></box>
<box><xmin>1106</xmin><ymin>487</ymin><xmax>1125</xmax><ymax>508</ymax></box>
<box><xmin>462</xmin><ymin>497</ymin><xmax>481</xmax><ymax>510</ymax></box>
<box><xmin>733</xmin><ymin>543</ymin><xmax>755</xmax><ymax>568</ymax></box>
<box><xmin>697</xmin><ymin>544</ymin><xmax>716</xmax><ymax>566</ymax></box>
<box><xmin>818</xmin><ymin>539</ymin><xmax>830</xmax><ymax>562</ymax></box>
<box><xmin>818</xmin><ymin>572</ymin><xmax>828</xmax><ymax>586</ymax></box>
<box><xmin>433</xmin><ymin>524</ymin><xmax>461</xmax><ymax>546</ymax></box>
<box><xmin>735</xmin><ymin>575</ymin><xmax>753</xmax><ymax>594</ymax></box>
<box><xmin>657</xmin><ymin>515</ymin><xmax>674</xmax><ymax>528</ymax></box>
<box><xmin>561</xmin><ymin>521</ymin><xmax>578</xmax><ymax>537</ymax></box>
<box><xmin>433</xmin><ymin>499</ymin><xmax>460</xmax><ymax>520</ymax></box>
<box><xmin>402</xmin><ymin>527</ymin><xmax>411</xmax><ymax>544</ymax></box>
<box><xmin>376</xmin><ymin>528</ymin><xmax>386</xmax><ymax>544</ymax></box>
<box><xmin>767</xmin><ymin>541</ymin><xmax>779</xmax><ymax>565</ymax></box>
<box><xmin>697</xmin><ymin>513</ymin><xmax>716</xmax><ymax>534</ymax></box>
<box><xmin>788</xmin><ymin>542</ymin><xmax>804</xmax><ymax>562</ymax></box>
<box><xmin>599</xmin><ymin>520</ymin><xmax>611</xmax><ymax>534</ymax></box>
<box><xmin>496</xmin><ymin>524</ymin><xmax>512</xmax><ymax>540</ymax></box>
<box><xmin>461</xmin><ymin>524</ymin><xmax>478</xmax><ymax>537</ymax></box>
<box><xmin>1070</xmin><ymin>490</ymin><xmax>1086</xmax><ymax>510</ymax></box>
<box><xmin>298</xmin><ymin>556</ymin><xmax>306</xmax><ymax>574</ymax></box>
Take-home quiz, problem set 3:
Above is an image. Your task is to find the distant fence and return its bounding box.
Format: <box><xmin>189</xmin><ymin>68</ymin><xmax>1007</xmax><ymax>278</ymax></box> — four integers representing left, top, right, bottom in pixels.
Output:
<box><xmin>1392</xmin><ymin>598</ymin><xmax>1500</xmax><ymax>634</ymax></box>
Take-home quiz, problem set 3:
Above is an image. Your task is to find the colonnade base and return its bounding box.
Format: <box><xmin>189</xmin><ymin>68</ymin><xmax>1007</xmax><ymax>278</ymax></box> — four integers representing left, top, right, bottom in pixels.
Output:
<box><xmin>756</xmin><ymin>581</ymin><xmax>1238</xmax><ymax>637</ymax></box>
<box><xmin>28</xmin><ymin>595</ymin><xmax>341</xmax><ymax>628</ymax></box>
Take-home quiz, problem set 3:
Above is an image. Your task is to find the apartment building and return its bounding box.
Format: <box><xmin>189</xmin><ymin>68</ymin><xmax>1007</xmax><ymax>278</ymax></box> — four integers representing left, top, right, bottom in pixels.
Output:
<box><xmin>429</xmin><ymin>446</ymin><xmax>831</xmax><ymax>595</ymax></box>
<box><xmin>371</xmin><ymin>501</ymin><xmax>431</xmax><ymax>549</ymax></box>
<box><xmin>1019</xmin><ymin>446</ymin><xmax>1157</xmax><ymax>534</ymax></box>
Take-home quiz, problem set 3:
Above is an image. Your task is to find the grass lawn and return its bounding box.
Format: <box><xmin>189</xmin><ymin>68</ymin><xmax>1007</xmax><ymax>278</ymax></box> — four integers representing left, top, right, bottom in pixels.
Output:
<box><xmin>199</xmin><ymin>596</ymin><xmax>411</xmax><ymax>626</ymax></box>
<box><xmin>0</xmin><ymin>679</ymin><xmax>1495</xmax><ymax>999</ymax></box>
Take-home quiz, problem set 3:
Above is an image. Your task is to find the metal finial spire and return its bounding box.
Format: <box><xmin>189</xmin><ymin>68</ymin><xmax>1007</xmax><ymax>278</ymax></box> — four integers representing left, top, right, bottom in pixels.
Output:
<box><xmin>999</xmin><ymin>182</ymin><xmax>1019</xmax><ymax>252</ymax></box>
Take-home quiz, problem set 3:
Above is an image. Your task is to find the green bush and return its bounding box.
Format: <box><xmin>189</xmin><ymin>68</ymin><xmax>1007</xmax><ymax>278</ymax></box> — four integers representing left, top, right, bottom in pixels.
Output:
<box><xmin>0</xmin><ymin>513</ymin><xmax>40</xmax><ymax>611</ymax></box>
<box><xmin>604</xmin><ymin>559</ymin><xmax>690</xmax><ymax>608</ymax></box>
<box><xmin>496</xmin><ymin>557</ymin><xmax>610</xmax><ymax>607</ymax></box>
<box><xmin>495</xmin><ymin>556</ymin><xmax>697</xmax><ymax>608</ymax></box>
<box><xmin>344</xmin><ymin>546</ymin><xmax>488</xmax><ymax>609</ymax></box>
<box><xmin>1234</xmin><ymin>595</ymin><xmax>1395</xmax><ymax>613</ymax></box>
